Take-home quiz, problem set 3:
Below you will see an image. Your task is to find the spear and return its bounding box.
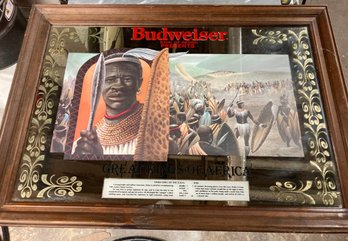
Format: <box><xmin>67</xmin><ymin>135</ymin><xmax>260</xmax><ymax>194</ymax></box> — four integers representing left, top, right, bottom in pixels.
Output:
<box><xmin>87</xmin><ymin>53</ymin><xmax>105</xmax><ymax>131</ymax></box>
<box><xmin>229</xmin><ymin>90</ymin><xmax>239</xmax><ymax>107</ymax></box>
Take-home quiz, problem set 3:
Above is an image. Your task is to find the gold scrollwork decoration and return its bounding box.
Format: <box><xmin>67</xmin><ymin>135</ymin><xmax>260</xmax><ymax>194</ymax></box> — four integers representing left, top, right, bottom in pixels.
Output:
<box><xmin>253</xmin><ymin>28</ymin><xmax>339</xmax><ymax>206</ymax></box>
<box><xmin>16</xmin><ymin>27</ymin><xmax>84</xmax><ymax>199</ymax></box>
<box><xmin>252</xmin><ymin>29</ymin><xmax>288</xmax><ymax>45</ymax></box>
<box><xmin>270</xmin><ymin>181</ymin><xmax>315</xmax><ymax>205</ymax></box>
<box><xmin>37</xmin><ymin>175</ymin><xmax>83</xmax><ymax>198</ymax></box>
<box><xmin>17</xmin><ymin>154</ymin><xmax>44</xmax><ymax>198</ymax></box>
<box><xmin>311</xmin><ymin>161</ymin><xmax>339</xmax><ymax>206</ymax></box>
<box><xmin>17</xmin><ymin>74</ymin><xmax>58</xmax><ymax>199</ymax></box>
<box><xmin>289</xmin><ymin>29</ymin><xmax>339</xmax><ymax>205</ymax></box>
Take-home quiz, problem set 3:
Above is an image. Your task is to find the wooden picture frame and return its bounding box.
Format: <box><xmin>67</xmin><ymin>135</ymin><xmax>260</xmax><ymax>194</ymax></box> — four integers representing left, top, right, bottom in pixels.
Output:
<box><xmin>0</xmin><ymin>5</ymin><xmax>348</xmax><ymax>232</ymax></box>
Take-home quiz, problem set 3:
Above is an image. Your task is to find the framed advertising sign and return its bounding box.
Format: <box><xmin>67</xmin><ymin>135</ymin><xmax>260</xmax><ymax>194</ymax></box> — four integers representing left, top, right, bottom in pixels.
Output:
<box><xmin>0</xmin><ymin>5</ymin><xmax>348</xmax><ymax>232</ymax></box>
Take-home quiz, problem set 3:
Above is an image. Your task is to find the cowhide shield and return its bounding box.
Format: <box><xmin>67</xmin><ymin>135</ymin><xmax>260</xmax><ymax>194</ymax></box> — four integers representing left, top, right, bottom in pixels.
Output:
<box><xmin>134</xmin><ymin>49</ymin><xmax>169</xmax><ymax>162</ymax></box>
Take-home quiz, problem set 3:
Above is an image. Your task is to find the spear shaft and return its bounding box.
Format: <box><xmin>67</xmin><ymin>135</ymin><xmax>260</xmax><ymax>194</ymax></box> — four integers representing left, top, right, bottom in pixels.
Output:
<box><xmin>87</xmin><ymin>53</ymin><xmax>105</xmax><ymax>131</ymax></box>
<box><xmin>229</xmin><ymin>90</ymin><xmax>239</xmax><ymax>107</ymax></box>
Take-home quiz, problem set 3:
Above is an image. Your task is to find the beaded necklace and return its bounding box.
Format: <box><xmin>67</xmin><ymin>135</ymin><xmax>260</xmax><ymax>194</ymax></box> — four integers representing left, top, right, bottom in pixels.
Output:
<box><xmin>96</xmin><ymin>104</ymin><xmax>143</xmax><ymax>146</ymax></box>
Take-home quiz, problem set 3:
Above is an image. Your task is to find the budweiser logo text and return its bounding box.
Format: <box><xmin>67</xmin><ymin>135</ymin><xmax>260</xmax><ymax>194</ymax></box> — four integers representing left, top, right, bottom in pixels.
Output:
<box><xmin>131</xmin><ymin>27</ymin><xmax>229</xmax><ymax>41</ymax></box>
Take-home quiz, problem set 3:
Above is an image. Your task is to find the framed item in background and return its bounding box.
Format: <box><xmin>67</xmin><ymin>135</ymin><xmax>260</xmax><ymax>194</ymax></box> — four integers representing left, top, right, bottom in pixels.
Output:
<box><xmin>0</xmin><ymin>5</ymin><xmax>347</xmax><ymax>232</ymax></box>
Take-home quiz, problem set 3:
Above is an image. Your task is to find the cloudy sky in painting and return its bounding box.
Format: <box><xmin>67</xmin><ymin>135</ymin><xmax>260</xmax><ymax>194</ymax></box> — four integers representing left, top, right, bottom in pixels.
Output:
<box><xmin>170</xmin><ymin>54</ymin><xmax>291</xmax><ymax>77</ymax></box>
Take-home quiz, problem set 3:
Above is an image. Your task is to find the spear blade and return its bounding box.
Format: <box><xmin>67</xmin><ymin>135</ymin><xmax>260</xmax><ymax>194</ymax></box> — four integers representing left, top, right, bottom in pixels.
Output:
<box><xmin>87</xmin><ymin>53</ymin><xmax>105</xmax><ymax>131</ymax></box>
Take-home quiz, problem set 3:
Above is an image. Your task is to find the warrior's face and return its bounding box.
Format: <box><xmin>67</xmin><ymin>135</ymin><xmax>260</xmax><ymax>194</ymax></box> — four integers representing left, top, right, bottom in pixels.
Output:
<box><xmin>237</xmin><ymin>102</ymin><xmax>244</xmax><ymax>108</ymax></box>
<box><xmin>102</xmin><ymin>61</ymin><xmax>142</xmax><ymax>115</ymax></box>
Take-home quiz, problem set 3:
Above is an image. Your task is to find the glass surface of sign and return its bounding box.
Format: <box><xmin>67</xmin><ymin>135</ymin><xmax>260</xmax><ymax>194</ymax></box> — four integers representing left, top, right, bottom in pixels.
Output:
<box><xmin>9</xmin><ymin>25</ymin><xmax>340</xmax><ymax>207</ymax></box>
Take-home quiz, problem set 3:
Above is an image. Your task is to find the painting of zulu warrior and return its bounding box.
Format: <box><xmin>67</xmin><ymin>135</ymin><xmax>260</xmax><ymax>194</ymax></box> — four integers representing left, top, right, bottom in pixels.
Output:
<box><xmin>63</xmin><ymin>48</ymin><xmax>182</xmax><ymax>161</ymax></box>
<box><xmin>169</xmin><ymin>54</ymin><xmax>304</xmax><ymax>157</ymax></box>
<box><xmin>73</xmin><ymin>53</ymin><xmax>144</xmax><ymax>156</ymax></box>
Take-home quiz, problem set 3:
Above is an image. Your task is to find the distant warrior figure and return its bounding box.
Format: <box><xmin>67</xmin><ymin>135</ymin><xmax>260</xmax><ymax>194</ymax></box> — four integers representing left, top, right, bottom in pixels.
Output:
<box><xmin>227</xmin><ymin>99</ymin><xmax>265</xmax><ymax>156</ymax></box>
<box><xmin>51</xmin><ymin>90</ymin><xmax>72</xmax><ymax>152</ymax></box>
<box><xmin>208</xmin><ymin>114</ymin><xmax>240</xmax><ymax>156</ymax></box>
<box><xmin>176</xmin><ymin>112</ymin><xmax>187</xmax><ymax>126</ymax></box>
<box><xmin>168</xmin><ymin>123</ymin><xmax>182</xmax><ymax>154</ymax></box>
<box><xmin>189</xmin><ymin>126</ymin><xmax>226</xmax><ymax>156</ymax></box>
<box><xmin>209</xmin><ymin>114</ymin><xmax>224</xmax><ymax>143</ymax></box>
<box><xmin>187</xmin><ymin>98</ymin><xmax>205</xmax><ymax>118</ymax></box>
<box><xmin>275</xmin><ymin>94</ymin><xmax>301</xmax><ymax>147</ymax></box>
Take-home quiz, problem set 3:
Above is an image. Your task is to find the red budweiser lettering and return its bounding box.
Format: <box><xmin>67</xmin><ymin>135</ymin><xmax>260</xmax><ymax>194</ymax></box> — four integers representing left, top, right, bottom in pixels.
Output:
<box><xmin>131</xmin><ymin>27</ymin><xmax>228</xmax><ymax>41</ymax></box>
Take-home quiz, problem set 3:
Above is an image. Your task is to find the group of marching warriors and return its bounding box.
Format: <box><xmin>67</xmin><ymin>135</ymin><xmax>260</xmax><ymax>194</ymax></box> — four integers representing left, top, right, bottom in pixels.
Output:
<box><xmin>169</xmin><ymin>83</ymin><xmax>301</xmax><ymax>157</ymax></box>
<box><xmin>224</xmin><ymin>79</ymin><xmax>292</xmax><ymax>96</ymax></box>
<box><xmin>168</xmin><ymin>91</ymin><xmax>236</xmax><ymax>156</ymax></box>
